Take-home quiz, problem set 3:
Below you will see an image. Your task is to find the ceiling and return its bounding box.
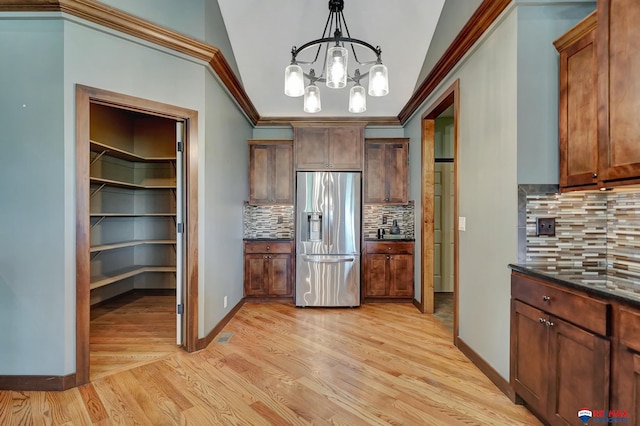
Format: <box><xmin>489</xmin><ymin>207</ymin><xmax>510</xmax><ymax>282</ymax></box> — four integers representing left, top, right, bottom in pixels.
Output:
<box><xmin>217</xmin><ymin>0</ymin><xmax>461</xmax><ymax>119</ymax></box>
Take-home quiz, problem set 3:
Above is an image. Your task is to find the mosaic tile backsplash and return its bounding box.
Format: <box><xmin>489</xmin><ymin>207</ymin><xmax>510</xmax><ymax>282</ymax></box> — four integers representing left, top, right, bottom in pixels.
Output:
<box><xmin>243</xmin><ymin>204</ymin><xmax>294</xmax><ymax>239</ymax></box>
<box><xmin>363</xmin><ymin>202</ymin><xmax>415</xmax><ymax>239</ymax></box>
<box><xmin>525</xmin><ymin>189</ymin><xmax>640</xmax><ymax>290</ymax></box>
<box><xmin>242</xmin><ymin>202</ymin><xmax>416</xmax><ymax>240</ymax></box>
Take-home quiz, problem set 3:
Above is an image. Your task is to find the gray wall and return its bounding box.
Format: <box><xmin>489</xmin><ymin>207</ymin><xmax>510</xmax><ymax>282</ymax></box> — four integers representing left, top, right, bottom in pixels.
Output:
<box><xmin>0</xmin><ymin>4</ymin><xmax>250</xmax><ymax>375</ymax></box>
<box><xmin>0</xmin><ymin>19</ymin><xmax>67</xmax><ymax>375</ymax></box>
<box><xmin>405</xmin><ymin>2</ymin><xmax>593</xmax><ymax>380</ymax></box>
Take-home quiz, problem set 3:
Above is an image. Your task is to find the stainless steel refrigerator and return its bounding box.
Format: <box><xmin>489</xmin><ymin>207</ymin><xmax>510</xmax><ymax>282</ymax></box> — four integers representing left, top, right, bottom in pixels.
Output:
<box><xmin>296</xmin><ymin>171</ymin><xmax>361</xmax><ymax>307</ymax></box>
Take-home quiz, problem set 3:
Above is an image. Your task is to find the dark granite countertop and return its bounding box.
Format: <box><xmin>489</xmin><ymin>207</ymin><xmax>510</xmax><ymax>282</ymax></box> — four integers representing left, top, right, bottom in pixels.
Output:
<box><xmin>509</xmin><ymin>263</ymin><xmax>640</xmax><ymax>307</ymax></box>
<box><xmin>243</xmin><ymin>238</ymin><xmax>293</xmax><ymax>242</ymax></box>
<box><xmin>364</xmin><ymin>238</ymin><xmax>415</xmax><ymax>242</ymax></box>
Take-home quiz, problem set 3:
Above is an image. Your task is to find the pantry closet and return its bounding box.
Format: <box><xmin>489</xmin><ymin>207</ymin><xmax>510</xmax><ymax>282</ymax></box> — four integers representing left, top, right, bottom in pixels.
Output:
<box><xmin>75</xmin><ymin>85</ymin><xmax>199</xmax><ymax>385</ymax></box>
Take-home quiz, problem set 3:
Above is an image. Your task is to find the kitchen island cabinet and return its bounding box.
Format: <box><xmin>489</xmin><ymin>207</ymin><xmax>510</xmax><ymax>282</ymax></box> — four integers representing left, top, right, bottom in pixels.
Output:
<box><xmin>509</xmin><ymin>265</ymin><xmax>640</xmax><ymax>426</ymax></box>
<box><xmin>364</xmin><ymin>138</ymin><xmax>409</xmax><ymax>204</ymax></box>
<box><xmin>293</xmin><ymin>123</ymin><xmax>365</xmax><ymax>170</ymax></box>
<box><xmin>244</xmin><ymin>240</ymin><xmax>294</xmax><ymax>298</ymax></box>
<box><xmin>362</xmin><ymin>241</ymin><xmax>414</xmax><ymax>301</ymax></box>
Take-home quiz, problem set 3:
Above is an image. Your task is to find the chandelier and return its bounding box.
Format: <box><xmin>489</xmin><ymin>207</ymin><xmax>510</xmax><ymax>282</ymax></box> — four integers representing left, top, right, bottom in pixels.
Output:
<box><xmin>283</xmin><ymin>0</ymin><xmax>389</xmax><ymax>113</ymax></box>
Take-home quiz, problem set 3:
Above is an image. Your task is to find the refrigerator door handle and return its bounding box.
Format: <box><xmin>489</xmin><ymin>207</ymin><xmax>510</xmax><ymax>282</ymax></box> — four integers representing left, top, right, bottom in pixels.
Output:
<box><xmin>302</xmin><ymin>256</ymin><xmax>355</xmax><ymax>263</ymax></box>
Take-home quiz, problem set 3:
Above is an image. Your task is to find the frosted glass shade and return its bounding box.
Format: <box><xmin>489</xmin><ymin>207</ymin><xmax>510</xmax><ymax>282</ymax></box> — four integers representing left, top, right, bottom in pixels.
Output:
<box><xmin>303</xmin><ymin>85</ymin><xmax>321</xmax><ymax>113</ymax></box>
<box><xmin>368</xmin><ymin>63</ymin><xmax>389</xmax><ymax>96</ymax></box>
<box><xmin>348</xmin><ymin>85</ymin><xmax>366</xmax><ymax>113</ymax></box>
<box><xmin>326</xmin><ymin>46</ymin><xmax>348</xmax><ymax>89</ymax></box>
<box><xmin>284</xmin><ymin>64</ymin><xmax>305</xmax><ymax>97</ymax></box>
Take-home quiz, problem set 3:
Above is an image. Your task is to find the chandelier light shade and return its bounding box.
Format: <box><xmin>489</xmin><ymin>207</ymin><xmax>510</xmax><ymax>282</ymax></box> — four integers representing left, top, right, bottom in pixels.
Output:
<box><xmin>348</xmin><ymin>85</ymin><xmax>366</xmax><ymax>113</ymax></box>
<box><xmin>304</xmin><ymin>84</ymin><xmax>321</xmax><ymax>113</ymax></box>
<box><xmin>283</xmin><ymin>0</ymin><xmax>388</xmax><ymax>113</ymax></box>
<box><xmin>368</xmin><ymin>63</ymin><xmax>389</xmax><ymax>97</ymax></box>
<box><xmin>326</xmin><ymin>46</ymin><xmax>348</xmax><ymax>89</ymax></box>
<box><xmin>284</xmin><ymin>64</ymin><xmax>305</xmax><ymax>97</ymax></box>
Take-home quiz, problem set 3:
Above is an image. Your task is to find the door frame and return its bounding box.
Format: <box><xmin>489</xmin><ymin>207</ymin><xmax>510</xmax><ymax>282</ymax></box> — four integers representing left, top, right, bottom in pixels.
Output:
<box><xmin>75</xmin><ymin>85</ymin><xmax>199</xmax><ymax>386</ymax></box>
<box><xmin>420</xmin><ymin>79</ymin><xmax>460</xmax><ymax>339</ymax></box>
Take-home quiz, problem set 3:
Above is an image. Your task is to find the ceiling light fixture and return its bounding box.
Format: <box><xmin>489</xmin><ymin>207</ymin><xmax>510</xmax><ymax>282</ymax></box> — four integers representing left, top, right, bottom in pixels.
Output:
<box><xmin>284</xmin><ymin>0</ymin><xmax>389</xmax><ymax>114</ymax></box>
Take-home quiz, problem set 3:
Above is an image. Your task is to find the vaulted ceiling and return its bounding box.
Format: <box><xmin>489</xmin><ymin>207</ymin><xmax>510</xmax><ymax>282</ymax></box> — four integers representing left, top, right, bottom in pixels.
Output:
<box><xmin>217</xmin><ymin>0</ymin><xmax>482</xmax><ymax>120</ymax></box>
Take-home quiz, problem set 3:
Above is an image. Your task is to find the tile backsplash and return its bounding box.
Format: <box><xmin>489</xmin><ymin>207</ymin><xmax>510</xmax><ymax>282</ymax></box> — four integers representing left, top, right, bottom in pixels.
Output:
<box><xmin>363</xmin><ymin>202</ymin><xmax>415</xmax><ymax>239</ymax></box>
<box><xmin>243</xmin><ymin>204</ymin><xmax>294</xmax><ymax>239</ymax></box>
<box><xmin>523</xmin><ymin>188</ymin><xmax>640</xmax><ymax>286</ymax></box>
<box><xmin>242</xmin><ymin>202</ymin><xmax>415</xmax><ymax>240</ymax></box>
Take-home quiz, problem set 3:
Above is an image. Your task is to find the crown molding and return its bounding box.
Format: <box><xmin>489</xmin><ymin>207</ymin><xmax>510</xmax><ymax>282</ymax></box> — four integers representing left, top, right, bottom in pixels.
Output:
<box><xmin>258</xmin><ymin>116</ymin><xmax>401</xmax><ymax>127</ymax></box>
<box><xmin>0</xmin><ymin>0</ymin><xmax>260</xmax><ymax>125</ymax></box>
<box><xmin>397</xmin><ymin>0</ymin><xmax>512</xmax><ymax>124</ymax></box>
<box><xmin>553</xmin><ymin>10</ymin><xmax>596</xmax><ymax>51</ymax></box>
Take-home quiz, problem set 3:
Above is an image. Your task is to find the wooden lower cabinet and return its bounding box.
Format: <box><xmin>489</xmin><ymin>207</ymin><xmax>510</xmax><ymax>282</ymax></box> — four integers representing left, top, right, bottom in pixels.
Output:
<box><xmin>363</xmin><ymin>241</ymin><xmax>414</xmax><ymax>300</ymax></box>
<box><xmin>511</xmin><ymin>272</ymin><xmax>610</xmax><ymax>426</ymax></box>
<box><xmin>612</xmin><ymin>306</ymin><xmax>640</xmax><ymax>425</ymax></box>
<box><xmin>244</xmin><ymin>241</ymin><xmax>293</xmax><ymax>298</ymax></box>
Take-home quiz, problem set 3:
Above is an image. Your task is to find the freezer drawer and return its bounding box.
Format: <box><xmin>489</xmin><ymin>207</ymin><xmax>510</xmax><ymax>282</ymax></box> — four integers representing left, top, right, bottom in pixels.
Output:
<box><xmin>295</xmin><ymin>254</ymin><xmax>360</xmax><ymax>307</ymax></box>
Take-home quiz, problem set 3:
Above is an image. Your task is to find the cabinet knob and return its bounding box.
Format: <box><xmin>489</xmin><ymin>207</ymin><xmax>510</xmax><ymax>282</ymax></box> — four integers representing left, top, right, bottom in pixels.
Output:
<box><xmin>263</xmin><ymin>255</ymin><xmax>268</xmax><ymax>259</ymax></box>
<box><xmin>545</xmin><ymin>320</ymin><xmax>554</xmax><ymax>327</ymax></box>
<box><xmin>542</xmin><ymin>295</ymin><xmax>551</xmax><ymax>302</ymax></box>
<box><xmin>266</xmin><ymin>245</ymin><xmax>270</xmax><ymax>250</ymax></box>
<box><xmin>592</xmin><ymin>173</ymin><xmax>598</xmax><ymax>178</ymax></box>
<box><xmin>538</xmin><ymin>317</ymin><xmax>546</xmax><ymax>324</ymax></box>
<box><xmin>386</xmin><ymin>255</ymin><xmax>390</xmax><ymax>260</ymax></box>
<box><xmin>385</xmin><ymin>198</ymin><xmax>389</xmax><ymax>202</ymax></box>
<box><xmin>388</xmin><ymin>247</ymin><xmax>392</xmax><ymax>250</ymax></box>
<box><xmin>268</xmin><ymin>255</ymin><xmax>272</xmax><ymax>259</ymax></box>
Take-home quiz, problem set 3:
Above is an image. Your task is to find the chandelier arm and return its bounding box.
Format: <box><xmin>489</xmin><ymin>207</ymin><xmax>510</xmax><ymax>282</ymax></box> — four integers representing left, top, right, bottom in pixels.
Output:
<box><xmin>292</xmin><ymin>37</ymin><xmax>381</xmax><ymax>62</ymax></box>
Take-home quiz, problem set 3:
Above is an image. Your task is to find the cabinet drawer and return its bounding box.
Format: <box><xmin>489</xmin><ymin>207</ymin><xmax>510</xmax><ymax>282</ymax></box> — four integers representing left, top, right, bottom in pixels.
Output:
<box><xmin>365</xmin><ymin>241</ymin><xmax>414</xmax><ymax>255</ymax></box>
<box><xmin>512</xmin><ymin>273</ymin><xmax>610</xmax><ymax>336</ymax></box>
<box><xmin>619</xmin><ymin>307</ymin><xmax>640</xmax><ymax>352</ymax></box>
<box><xmin>244</xmin><ymin>241</ymin><xmax>292</xmax><ymax>254</ymax></box>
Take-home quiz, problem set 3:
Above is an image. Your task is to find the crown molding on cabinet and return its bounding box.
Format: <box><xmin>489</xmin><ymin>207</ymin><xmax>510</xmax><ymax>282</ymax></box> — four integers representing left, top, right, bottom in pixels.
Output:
<box><xmin>553</xmin><ymin>10</ymin><xmax>596</xmax><ymax>51</ymax></box>
<box><xmin>0</xmin><ymin>0</ymin><xmax>261</xmax><ymax>125</ymax></box>
<box><xmin>397</xmin><ymin>0</ymin><xmax>512</xmax><ymax>124</ymax></box>
<box><xmin>258</xmin><ymin>116</ymin><xmax>402</xmax><ymax>127</ymax></box>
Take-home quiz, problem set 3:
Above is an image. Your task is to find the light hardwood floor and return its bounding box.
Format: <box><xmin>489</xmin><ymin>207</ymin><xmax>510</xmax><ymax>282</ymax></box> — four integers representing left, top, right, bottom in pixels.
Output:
<box><xmin>0</xmin><ymin>302</ymin><xmax>541</xmax><ymax>425</ymax></box>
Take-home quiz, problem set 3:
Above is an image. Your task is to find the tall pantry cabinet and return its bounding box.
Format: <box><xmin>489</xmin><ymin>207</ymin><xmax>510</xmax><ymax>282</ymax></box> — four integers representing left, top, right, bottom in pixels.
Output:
<box><xmin>88</xmin><ymin>103</ymin><xmax>180</xmax><ymax>304</ymax></box>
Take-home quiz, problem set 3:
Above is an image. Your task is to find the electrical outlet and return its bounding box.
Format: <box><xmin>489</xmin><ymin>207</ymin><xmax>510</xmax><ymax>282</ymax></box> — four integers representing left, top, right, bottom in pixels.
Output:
<box><xmin>382</xmin><ymin>215</ymin><xmax>388</xmax><ymax>224</ymax></box>
<box><xmin>277</xmin><ymin>215</ymin><xmax>283</xmax><ymax>224</ymax></box>
<box><xmin>536</xmin><ymin>217</ymin><xmax>556</xmax><ymax>236</ymax></box>
<box><xmin>223</xmin><ymin>296</ymin><xmax>228</xmax><ymax>308</ymax></box>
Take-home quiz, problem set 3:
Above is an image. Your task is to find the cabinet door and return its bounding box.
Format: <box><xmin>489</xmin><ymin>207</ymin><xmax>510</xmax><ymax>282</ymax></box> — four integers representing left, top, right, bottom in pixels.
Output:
<box><xmin>249</xmin><ymin>145</ymin><xmax>272</xmax><ymax>204</ymax></box>
<box><xmin>273</xmin><ymin>144</ymin><xmax>293</xmax><ymax>204</ymax></box>
<box><xmin>244</xmin><ymin>254</ymin><xmax>268</xmax><ymax>296</ymax></box>
<box><xmin>598</xmin><ymin>0</ymin><xmax>640</xmax><ymax>183</ymax></box>
<box><xmin>364</xmin><ymin>143</ymin><xmax>386</xmax><ymax>203</ymax></box>
<box><xmin>547</xmin><ymin>316</ymin><xmax>610</xmax><ymax>426</ymax></box>
<box><xmin>389</xmin><ymin>254</ymin><xmax>413</xmax><ymax>297</ymax></box>
<box><xmin>385</xmin><ymin>143</ymin><xmax>408</xmax><ymax>203</ymax></box>
<box><xmin>364</xmin><ymin>254</ymin><xmax>389</xmax><ymax>297</ymax></box>
<box><xmin>268</xmin><ymin>254</ymin><xmax>292</xmax><ymax>296</ymax></box>
<box><xmin>295</xmin><ymin>127</ymin><xmax>329</xmax><ymax>169</ymax></box>
<box><xmin>559</xmin><ymin>29</ymin><xmax>598</xmax><ymax>189</ymax></box>
<box><xmin>329</xmin><ymin>127</ymin><xmax>363</xmax><ymax>170</ymax></box>
<box><xmin>614</xmin><ymin>349</ymin><xmax>640</xmax><ymax>426</ymax></box>
<box><xmin>511</xmin><ymin>300</ymin><xmax>549</xmax><ymax>418</ymax></box>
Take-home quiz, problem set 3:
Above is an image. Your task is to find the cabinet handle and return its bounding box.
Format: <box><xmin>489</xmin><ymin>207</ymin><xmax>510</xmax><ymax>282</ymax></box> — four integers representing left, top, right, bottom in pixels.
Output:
<box><xmin>386</xmin><ymin>255</ymin><xmax>390</xmax><ymax>260</ymax></box>
<box><xmin>592</xmin><ymin>173</ymin><xmax>598</xmax><ymax>178</ymax></box>
<box><xmin>545</xmin><ymin>320</ymin><xmax>554</xmax><ymax>327</ymax></box>
<box><xmin>542</xmin><ymin>295</ymin><xmax>551</xmax><ymax>302</ymax></box>
<box><xmin>538</xmin><ymin>317</ymin><xmax>546</xmax><ymax>324</ymax></box>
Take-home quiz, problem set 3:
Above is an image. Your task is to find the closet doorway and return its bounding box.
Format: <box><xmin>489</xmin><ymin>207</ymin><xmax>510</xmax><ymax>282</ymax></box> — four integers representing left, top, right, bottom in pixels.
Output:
<box><xmin>420</xmin><ymin>79</ymin><xmax>459</xmax><ymax>339</ymax></box>
<box><xmin>75</xmin><ymin>85</ymin><xmax>199</xmax><ymax>386</ymax></box>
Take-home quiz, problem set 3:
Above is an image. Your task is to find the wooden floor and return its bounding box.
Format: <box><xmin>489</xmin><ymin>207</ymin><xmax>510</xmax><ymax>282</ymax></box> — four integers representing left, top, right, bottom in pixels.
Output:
<box><xmin>0</xmin><ymin>302</ymin><xmax>541</xmax><ymax>425</ymax></box>
<box><xmin>90</xmin><ymin>291</ymin><xmax>180</xmax><ymax>380</ymax></box>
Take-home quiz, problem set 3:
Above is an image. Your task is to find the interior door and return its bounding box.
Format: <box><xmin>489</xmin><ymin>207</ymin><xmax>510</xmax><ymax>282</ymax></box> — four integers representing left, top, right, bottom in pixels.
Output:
<box><xmin>175</xmin><ymin>121</ymin><xmax>185</xmax><ymax>345</ymax></box>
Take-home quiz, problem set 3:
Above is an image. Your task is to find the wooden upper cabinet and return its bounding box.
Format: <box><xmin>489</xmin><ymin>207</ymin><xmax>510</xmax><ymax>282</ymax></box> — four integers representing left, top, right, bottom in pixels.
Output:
<box><xmin>364</xmin><ymin>138</ymin><xmax>409</xmax><ymax>204</ymax></box>
<box><xmin>248</xmin><ymin>140</ymin><xmax>293</xmax><ymax>205</ymax></box>
<box><xmin>554</xmin><ymin>12</ymin><xmax>598</xmax><ymax>190</ymax></box>
<box><xmin>598</xmin><ymin>0</ymin><xmax>640</xmax><ymax>184</ymax></box>
<box><xmin>293</xmin><ymin>123</ymin><xmax>364</xmax><ymax>170</ymax></box>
